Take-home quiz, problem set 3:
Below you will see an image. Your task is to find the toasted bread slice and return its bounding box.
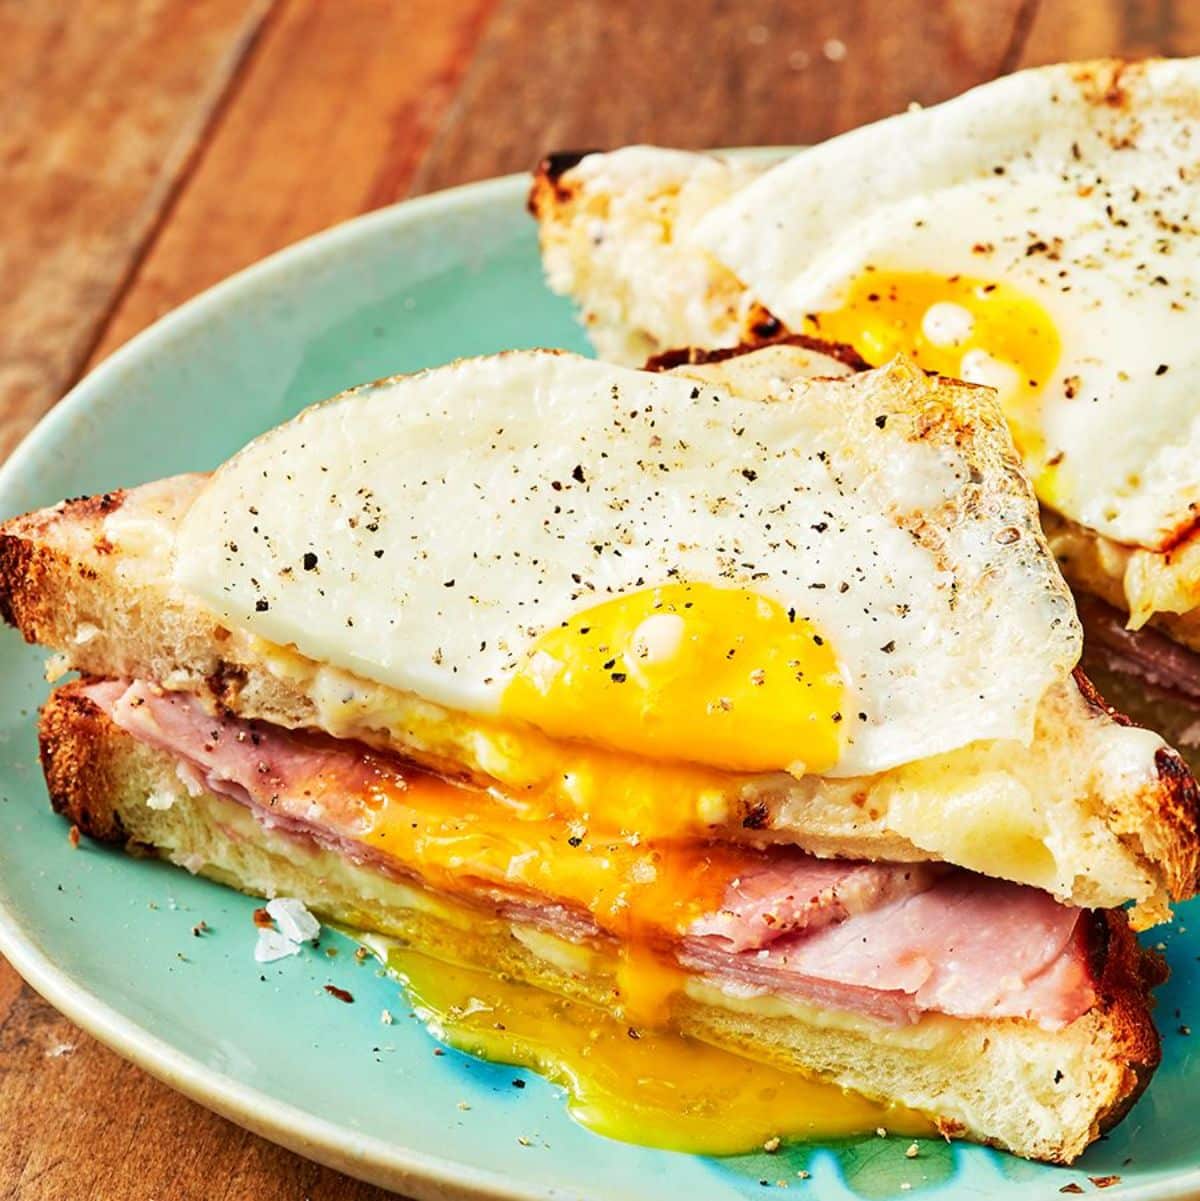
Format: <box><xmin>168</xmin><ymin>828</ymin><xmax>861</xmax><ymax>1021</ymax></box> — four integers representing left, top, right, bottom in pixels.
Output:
<box><xmin>530</xmin><ymin>147</ymin><xmax>765</xmax><ymax>365</ymax></box>
<box><xmin>38</xmin><ymin>678</ymin><xmax>1163</xmax><ymax>1165</ymax></box>
<box><xmin>2</xmin><ymin>462</ymin><xmax>1197</xmax><ymax>924</ymax></box>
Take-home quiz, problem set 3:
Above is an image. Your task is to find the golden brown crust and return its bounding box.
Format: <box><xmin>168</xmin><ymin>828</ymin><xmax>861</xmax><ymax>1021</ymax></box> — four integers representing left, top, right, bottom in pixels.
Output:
<box><xmin>527</xmin><ymin>151</ymin><xmax>601</xmax><ymax>214</ymax></box>
<box><xmin>1072</xmin><ymin>667</ymin><xmax>1200</xmax><ymax>901</ymax></box>
<box><xmin>39</xmin><ymin>681</ymin><xmax>128</xmax><ymax>843</ymax></box>
<box><xmin>1089</xmin><ymin>909</ymin><xmax>1164</xmax><ymax>1137</ymax></box>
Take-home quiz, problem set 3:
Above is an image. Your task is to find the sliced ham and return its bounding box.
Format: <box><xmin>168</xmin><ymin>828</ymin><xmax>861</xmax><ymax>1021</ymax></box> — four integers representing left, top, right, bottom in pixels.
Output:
<box><xmin>88</xmin><ymin>679</ymin><xmax>1098</xmax><ymax>1030</ymax></box>
<box><xmin>1077</xmin><ymin>593</ymin><xmax>1200</xmax><ymax>700</ymax></box>
<box><xmin>689</xmin><ymin>858</ymin><xmax>944</xmax><ymax>952</ymax></box>
<box><xmin>684</xmin><ymin>873</ymin><xmax>1091</xmax><ymax>1026</ymax></box>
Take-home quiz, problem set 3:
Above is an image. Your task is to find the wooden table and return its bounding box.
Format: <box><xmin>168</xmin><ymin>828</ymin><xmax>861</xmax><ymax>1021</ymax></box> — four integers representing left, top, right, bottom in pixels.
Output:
<box><xmin>2</xmin><ymin>2</ymin><xmax>1198</xmax><ymax>1196</ymax></box>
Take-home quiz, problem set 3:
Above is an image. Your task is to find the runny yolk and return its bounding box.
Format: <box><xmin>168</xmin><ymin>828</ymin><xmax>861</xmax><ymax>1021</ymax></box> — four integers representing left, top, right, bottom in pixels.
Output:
<box><xmin>355</xmin><ymin>761</ymin><xmax>745</xmax><ymax>1023</ymax></box>
<box><xmin>375</xmin><ymin>939</ymin><xmax>936</xmax><ymax>1155</ymax></box>
<box><xmin>807</xmin><ymin>270</ymin><xmax>1061</xmax><ymax>469</ymax></box>
<box><xmin>501</xmin><ymin>583</ymin><xmax>845</xmax><ymax>776</ymax></box>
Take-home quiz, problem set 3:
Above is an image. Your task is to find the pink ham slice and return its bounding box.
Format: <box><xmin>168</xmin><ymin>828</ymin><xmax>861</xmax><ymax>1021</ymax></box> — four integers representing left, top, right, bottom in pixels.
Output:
<box><xmin>682</xmin><ymin>873</ymin><xmax>1091</xmax><ymax>1025</ymax></box>
<box><xmin>690</xmin><ymin>858</ymin><xmax>945</xmax><ymax>952</ymax></box>
<box><xmin>87</xmin><ymin>679</ymin><xmax>1098</xmax><ymax>1029</ymax></box>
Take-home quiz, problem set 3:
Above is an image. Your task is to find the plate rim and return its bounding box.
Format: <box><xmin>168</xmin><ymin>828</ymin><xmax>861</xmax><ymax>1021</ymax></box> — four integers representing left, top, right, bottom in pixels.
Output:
<box><xmin>0</xmin><ymin>160</ymin><xmax>1198</xmax><ymax>1201</ymax></box>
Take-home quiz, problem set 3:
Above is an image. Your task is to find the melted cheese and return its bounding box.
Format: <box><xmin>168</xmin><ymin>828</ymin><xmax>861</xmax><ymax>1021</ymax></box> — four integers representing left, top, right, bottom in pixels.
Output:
<box><xmin>370</xmin><ymin>936</ymin><xmax>934</xmax><ymax>1154</ymax></box>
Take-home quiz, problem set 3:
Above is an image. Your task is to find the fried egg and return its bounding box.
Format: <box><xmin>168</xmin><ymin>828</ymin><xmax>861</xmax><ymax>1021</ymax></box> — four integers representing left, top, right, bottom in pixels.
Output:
<box><xmin>690</xmin><ymin>58</ymin><xmax>1200</xmax><ymax>554</ymax></box>
<box><xmin>174</xmin><ymin>349</ymin><xmax>1079</xmax><ymax>778</ymax></box>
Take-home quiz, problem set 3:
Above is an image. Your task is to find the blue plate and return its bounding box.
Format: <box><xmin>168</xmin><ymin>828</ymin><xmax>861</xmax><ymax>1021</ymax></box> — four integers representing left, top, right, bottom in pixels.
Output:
<box><xmin>0</xmin><ymin>172</ymin><xmax>1196</xmax><ymax>1200</ymax></box>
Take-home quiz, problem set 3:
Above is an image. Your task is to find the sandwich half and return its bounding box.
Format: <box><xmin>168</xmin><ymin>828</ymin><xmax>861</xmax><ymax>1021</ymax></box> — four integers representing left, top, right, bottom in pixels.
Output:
<box><xmin>5</xmin><ymin>345</ymin><xmax>1198</xmax><ymax>1162</ymax></box>
<box><xmin>530</xmin><ymin>58</ymin><xmax>1200</xmax><ymax>718</ymax></box>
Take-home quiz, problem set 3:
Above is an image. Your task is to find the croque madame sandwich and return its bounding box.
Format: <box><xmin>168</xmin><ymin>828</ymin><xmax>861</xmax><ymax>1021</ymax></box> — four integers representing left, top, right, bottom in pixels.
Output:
<box><xmin>530</xmin><ymin>57</ymin><xmax>1200</xmax><ymax>739</ymax></box>
<box><xmin>5</xmin><ymin>345</ymin><xmax>1198</xmax><ymax>1163</ymax></box>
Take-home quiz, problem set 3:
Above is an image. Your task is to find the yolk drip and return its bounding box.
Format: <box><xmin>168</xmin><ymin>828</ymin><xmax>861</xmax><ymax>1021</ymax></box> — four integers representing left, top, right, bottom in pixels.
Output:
<box><xmin>355</xmin><ymin>760</ymin><xmax>744</xmax><ymax>1022</ymax></box>
<box><xmin>807</xmin><ymin>270</ymin><xmax>1061</xmax><ymax>465</ymax></box>
<box><xmin>502</xmin><ymin>583</ymin><xmax>844</xmax><ymax>775</ymax></box>
<box><xmin>379</xmin><ymin>940</ymin><xmax>936</xmax><ymax>1155</ymax></box>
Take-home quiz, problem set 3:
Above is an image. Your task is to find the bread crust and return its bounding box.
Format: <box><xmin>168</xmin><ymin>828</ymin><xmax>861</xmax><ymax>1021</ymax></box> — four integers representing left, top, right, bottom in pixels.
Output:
<box><xmin>36</xmin><ymin>679</ymin><xmax>1166</xmax><ymax>1164</ymax></box>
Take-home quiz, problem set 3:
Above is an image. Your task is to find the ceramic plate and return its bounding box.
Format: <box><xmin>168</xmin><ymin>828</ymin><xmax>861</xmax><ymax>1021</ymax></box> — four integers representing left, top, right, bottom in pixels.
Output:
<box><xmin>0</xmin><ymin>172</ymin><xmax>1197</xmax><ymax>1201</ymax></box>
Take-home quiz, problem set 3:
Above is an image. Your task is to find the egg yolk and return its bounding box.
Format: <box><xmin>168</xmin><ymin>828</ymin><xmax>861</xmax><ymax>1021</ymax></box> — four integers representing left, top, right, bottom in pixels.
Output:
<box><xmin>376</xmin><ymin>940</ymin><xmax>935</xmax><ymax>1155</ymax></box>
<box><xmin>354</xmin><ymin>758</ymin><xmax>752</xmax><ymax>1024</ymax></box>
<box><xmin>807</xmin><ymin>270</ymin><xmax>1061</xmax><ymax>467</ymax></box>
<box><xmin>501</xmin><ymin>583</ymin><xmax>844</xmax><ymax>775</ymax></box>
<box><xmin>358</xmin><ymin>763</ymin><xmax>741</xmax><ymax>945</ymax></box>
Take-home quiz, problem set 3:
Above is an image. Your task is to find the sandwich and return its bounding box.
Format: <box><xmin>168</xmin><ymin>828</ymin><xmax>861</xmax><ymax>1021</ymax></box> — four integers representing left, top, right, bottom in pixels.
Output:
<box><xmin>4</xmin><ymin>346</ymin><xmax>1198</xmax><ymax>1163</ymax></box>
<box><xmin>529</xmin><ymin>57</ymin><xmax>1200</xmax><ymax>733</ymax></box>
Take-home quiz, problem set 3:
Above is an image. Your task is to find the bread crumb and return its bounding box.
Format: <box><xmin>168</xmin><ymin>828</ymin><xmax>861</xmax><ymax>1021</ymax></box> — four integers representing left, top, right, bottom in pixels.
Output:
<box><xmin>67</xmin><ymin>825</ymin><xmax>80</xmax><ymax>848</ymax></box>
<box><xmin>457</xmin><ymin>1100</ymin><xmax>471</xmax><ymax>1111</ymax></box>
<box><xmin>381</xmin><ymin>1009</ymin><xmax>395</xmax><ymax>1025</ymax></box>
<box><xmin>517</xmin><ymin>1136</ymin><xmax>531</xmax><ymax>1147</ymax></box>
<box><xmin>822</xmin><ymin>37</ymin><xmax>847</xmax><ymax>62</ymax></box>
<box><xmin>875</xmin><ymin>1126</ymin><xmax>888</xmax><ymax>1138</ymax></box>
<box><xmin>763</xmin><ymin>1136</ymin><xmax>781</xmax><ymax>1153</ymax></box>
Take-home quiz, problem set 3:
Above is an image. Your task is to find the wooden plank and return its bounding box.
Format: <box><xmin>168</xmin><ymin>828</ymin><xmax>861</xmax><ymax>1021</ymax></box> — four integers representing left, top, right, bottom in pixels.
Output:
<box><xmin>1017</xmin><ymin>0</ymin><xmax>1200</xmax><ymax>63</ymax></box>
<box><xmin>412</xmin><ymin>0</ymin><xmax>1032</xmax><ymax>193</ymax></box>
<box><xmin>90</xmin><ymin>0</ymin><xmax>500</xmax><ymax>364</ymax></box>
<box><xmin>0</xmin><ymin>0</ymin><xmax>274</xmax><ymax>461</ymax></box>
<box><xmin>0</xmin><ymin>980</ymin><xmax>392</xmax><ymax>1200</ymax></box>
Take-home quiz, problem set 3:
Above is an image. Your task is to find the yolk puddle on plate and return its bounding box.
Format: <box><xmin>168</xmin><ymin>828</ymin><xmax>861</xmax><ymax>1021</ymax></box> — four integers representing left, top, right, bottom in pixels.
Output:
<box><xmin>807</xmin><ymin>269</ymin><xmax>1063</xmax><ymax>497</ymax></box>
<box><xmin>368</xmin><ymin>937</ymin><xmax>934</xmax><ymax>1156</ymax></box>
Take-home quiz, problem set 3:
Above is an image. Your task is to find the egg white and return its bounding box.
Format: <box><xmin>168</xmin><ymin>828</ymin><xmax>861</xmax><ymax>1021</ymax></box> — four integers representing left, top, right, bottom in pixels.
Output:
<box><xmin>690</xmin><ymin>58</ymin><xmax>1200</xmax><ymax>552</ymax></box>
<box><xmin>174</xmin><ymin>349</ymin><xmax>1080</xmax><ymax>777</ymax></box>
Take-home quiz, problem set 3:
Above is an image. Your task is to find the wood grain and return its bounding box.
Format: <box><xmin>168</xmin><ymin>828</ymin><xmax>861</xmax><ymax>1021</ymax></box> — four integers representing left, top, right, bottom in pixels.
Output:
<box><xmin>0</xmin><ymin>0</ymin><xmax>273</xmax><ymax>461</ymax></box>
<box><xmin>0</xmin><ymin>985</ymin><xmax>391</xmax><ymax>1200</ymax></box>
<box><xmin>412</xmin><ymin>0</ymin><xmax>1033</xmax><ymax>193</ymax></box>
<box><xmin>2</xmin><ymin>2</ymin><xmax>1195</xmax><ymax>1198</ymax></box>
<box><xmin>1017</xmin><ymin>0</ymin><xmax>1200</xmax><ymax>63</ymax></box>
<box><xmin>90</xmin><ymin>0</ymin><xmax>500</xmax><ymax>364</ymax></box>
